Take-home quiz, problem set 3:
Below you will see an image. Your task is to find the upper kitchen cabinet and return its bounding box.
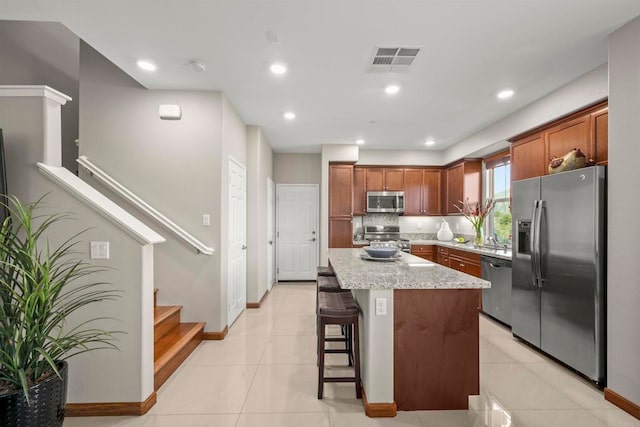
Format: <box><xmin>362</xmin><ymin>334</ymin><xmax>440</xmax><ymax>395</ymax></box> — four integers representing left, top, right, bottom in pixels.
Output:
<box><xmin>365</xmin><ymin>167</ymin><xmax>404</xmax><ymax>191</ymax></box>
<box><xmin>510</xmin><ymin>101</ymin><xmax>608</xmax><ymax>180</ymax></box>
<box><xmin>444</xmin><ymin>160</ymin><xmax>481</xmax><ymax>214</ymax></box>
<box><xmin>353</xmin><ymin>167</ymin><xmax>367</xmax><ymax>215</ymax></box>
<box><xmin>591</xmin><ymin>106</ymin><xmax>608</xmax><ymax>165</ymax></box>
<box><xmin>545</xmin><ymin>115</ymin><xmax>591</xmax><ymax>163</ymax></box>
<box><xmin>404</xmin><ymin>168</ymin><xmax>441</xmax><ymax>215</ymax></box>
<box><xmin>511</xmin><ymin>133</ymin><xmax>546</xmax><ymax>181</ymax></box>
<box><xmin>329</xmin><ymin>164</ymin><xmax>353</xmax><ymax>217</ymax></box>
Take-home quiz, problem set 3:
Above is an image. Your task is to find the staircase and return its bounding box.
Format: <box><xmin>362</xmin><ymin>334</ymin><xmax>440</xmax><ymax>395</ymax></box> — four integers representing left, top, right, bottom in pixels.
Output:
<box><xmin>154</xmin><ymin>288</ymin><xmax>205</xmax><ymax>390</ymax></box>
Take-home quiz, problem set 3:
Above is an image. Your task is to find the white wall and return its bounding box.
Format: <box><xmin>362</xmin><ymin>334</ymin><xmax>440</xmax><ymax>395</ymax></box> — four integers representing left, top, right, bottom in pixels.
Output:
<box><xmin>246</xmin><ymin>125</ymin><xmax>273</xmax><ymax>303</ymax></box>
<box><xmin>607</xmin><ymin>15</ymin><xmax>640</xmax><ymax>408</ymax></box>
<box><xmin>357</xmin><ymin>149</ymin><xmax>444</xmax><ymax>166</ymax></box>
<box><xmin>273</xmin><ymin>153</ymin><xmax>321</xmax><ymax>185</ymax></box>
<box><xmin>79</xmin><ymin>42</ymin><xmax>229</xmax><ymax>332</ymax></box>
<box><xmin>0</xmin><ymin>93</ymin><xmax>154</xmax><ymax>404</ymax></box>
<box><xmin>443</xmin><ymin>64</ymin><xmax>608</xmax><ymax>163</ymax></box>
<box><xmin>0</xmin><ymin>21</ymin><xmax>80</xmax><ymax>173</ymax></box>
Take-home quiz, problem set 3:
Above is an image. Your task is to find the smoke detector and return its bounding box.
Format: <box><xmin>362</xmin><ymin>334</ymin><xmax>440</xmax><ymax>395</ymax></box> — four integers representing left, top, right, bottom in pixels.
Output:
<box><xmin>367</xmin><ymin>46</ymin><xmax>421</xmax><ymax>73</ymax></box>
<box><xmin>188</xmin><ymin>60</ymin><xmax>207</xmax><ymax>72</ymax></box>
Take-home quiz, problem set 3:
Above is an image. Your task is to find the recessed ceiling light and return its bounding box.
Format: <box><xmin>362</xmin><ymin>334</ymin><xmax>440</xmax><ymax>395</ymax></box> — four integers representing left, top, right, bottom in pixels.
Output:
<box><xmin>385</xmin><ymin>84</ymin><xmax>401</xmax><ymax>95</ymax></box>
<box><xmin>355</xmin><ymin>139</ymin><xmax>365</xmax><ymax>145</ymax></box>
<box><xmin>425</xmin><ymin>139</ymin><xmax>435</xmax><ymax>146</ymax></box>
<box><xmin>270</xmin><ymin>63</ymin><xmax>287</xmax><ymax>75</ymax></box>
<box><xmin>283</xmin><ymin>112</ymin><xmax>296</xmax><ymax>120</ymax></box>
<box><xmin>497</xmin><ymin>89</ymin><xmax>514</xmax><ymax>99</ymax></box>
<box><xmin>136</xmin><ymin>59</ymin><xmax>157</xmax><ymax>72</ymax></box>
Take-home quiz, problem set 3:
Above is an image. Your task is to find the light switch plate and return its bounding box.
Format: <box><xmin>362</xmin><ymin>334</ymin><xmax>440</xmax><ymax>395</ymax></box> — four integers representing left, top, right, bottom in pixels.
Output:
<box><xmin>375</xmin><ymin>298</ymin><xmax>387</xmax><ymax>316</ymax></box>
<box><xmin>202</xmin><ymin>214</ymin><xmax>211</xmax><ymax>226</ymax></box>
<box><xmin>90</xmin><ymin>241</ymin><xmax>110</xmax><ymax>259</ymax></box>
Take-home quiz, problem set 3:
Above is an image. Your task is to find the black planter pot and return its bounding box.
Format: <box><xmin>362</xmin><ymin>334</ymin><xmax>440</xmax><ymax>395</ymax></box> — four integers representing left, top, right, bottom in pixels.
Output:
<box><xmin>0</xmin><ymin>361</ymin><xmax>68</xmax><ymax>427</ymax></box>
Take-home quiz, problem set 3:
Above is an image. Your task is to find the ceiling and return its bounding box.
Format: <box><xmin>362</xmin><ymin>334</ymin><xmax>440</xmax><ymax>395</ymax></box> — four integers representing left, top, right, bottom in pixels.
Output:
<box><xmin>2</xmin><ymin>1</ymin><xmax>640</xmax><ymax>153</ymax></box>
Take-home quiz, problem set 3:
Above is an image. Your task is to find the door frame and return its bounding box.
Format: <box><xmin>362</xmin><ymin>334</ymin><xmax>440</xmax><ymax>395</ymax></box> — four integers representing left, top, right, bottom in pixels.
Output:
<box><xmin>267</xmin><ymin>177</ymin><xmax>276</xmax><ymax>291</ymax></box>
<box><xmin>275</xmin><ymin>184</ymin><xmax>319</xmax><ymax>281</ymax></box>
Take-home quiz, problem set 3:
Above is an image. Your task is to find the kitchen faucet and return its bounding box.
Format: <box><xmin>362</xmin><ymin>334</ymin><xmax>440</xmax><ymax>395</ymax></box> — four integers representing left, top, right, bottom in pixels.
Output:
<box><xmin>488</xmin><ymin>233</ymin><xmax>508</xmax><ymax>250</ymax></box>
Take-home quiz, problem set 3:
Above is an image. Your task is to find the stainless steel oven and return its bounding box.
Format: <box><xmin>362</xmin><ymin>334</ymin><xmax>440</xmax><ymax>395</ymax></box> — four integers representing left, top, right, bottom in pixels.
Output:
<box><xmin>366</xmin><ymin>191</ymin><xmax>404</xmax><ymax>213</ymax></box>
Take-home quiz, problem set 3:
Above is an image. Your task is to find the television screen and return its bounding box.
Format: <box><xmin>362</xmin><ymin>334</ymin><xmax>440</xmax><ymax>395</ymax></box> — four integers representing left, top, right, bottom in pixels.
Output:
<box><xmin>0</xmin><ymin>129</ymin><xmax>8</xmax><ymax>226</ymax></box>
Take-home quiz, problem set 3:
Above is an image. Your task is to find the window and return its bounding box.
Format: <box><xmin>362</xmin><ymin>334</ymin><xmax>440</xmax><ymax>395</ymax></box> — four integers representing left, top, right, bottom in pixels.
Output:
<box><xmin>485</xmin><ymin>151</ymin><xmax>511</xmax><ymax>245</ymax></box>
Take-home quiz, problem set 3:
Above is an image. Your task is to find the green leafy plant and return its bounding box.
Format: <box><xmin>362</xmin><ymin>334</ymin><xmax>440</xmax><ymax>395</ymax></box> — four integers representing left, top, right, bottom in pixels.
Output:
<box><xmin>0</xmin><ymin>195</ymin><xmax>120</xmax><ymax>402</ymax></box>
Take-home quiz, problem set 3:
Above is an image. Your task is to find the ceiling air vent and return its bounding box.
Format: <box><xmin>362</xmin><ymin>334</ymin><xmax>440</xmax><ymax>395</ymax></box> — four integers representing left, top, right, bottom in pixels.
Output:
<box><xmin>368</xmin><ymin>46</ymin><xmax>421</xmax><ymax>73</ymax></box>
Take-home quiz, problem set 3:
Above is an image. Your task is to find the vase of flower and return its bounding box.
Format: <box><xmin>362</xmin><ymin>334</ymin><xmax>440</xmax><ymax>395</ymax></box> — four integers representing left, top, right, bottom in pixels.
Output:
<box><xmin>454</xmin><ymin>198</ymin><xmax>496</xmax><ymax>247</ymax></box>
<box><xmin>473</xmin><ymin>223</ymin><xmax>484</xmax><ymax>247</ymax></box>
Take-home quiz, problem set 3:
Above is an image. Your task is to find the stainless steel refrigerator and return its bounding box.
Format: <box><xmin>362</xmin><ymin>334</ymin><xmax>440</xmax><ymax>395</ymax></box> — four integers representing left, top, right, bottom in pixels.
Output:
<box><xmin>512</xmin><ymin>166</ymin><xmax>605</xmax><ymax>384</ymax></box>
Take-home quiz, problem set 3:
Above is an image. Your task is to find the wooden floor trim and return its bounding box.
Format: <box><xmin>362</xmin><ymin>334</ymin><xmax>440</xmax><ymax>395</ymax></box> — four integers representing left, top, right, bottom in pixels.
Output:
<box><xmin>202</xmin><ymin>325</ymin><xmax>228</xmax><ymax>340</ymax></box>
<box><xmin>605</xmin><ymin>387</ymin><xmax>640</xmax><ymax>420</ymax></box>
<box><xmin>247</xmin><ymin>287</ymin><xmax>271</xmax><ymax>309</ymax></box>
<box><xmin>361</xmin><ymin>387</ymin><xmax>397</xmax><ymax>418</ymax></box>
<box><xmin>66</xmin><ymin>391</ymin><xmax>156</xmax><ymax>416</ymax></box>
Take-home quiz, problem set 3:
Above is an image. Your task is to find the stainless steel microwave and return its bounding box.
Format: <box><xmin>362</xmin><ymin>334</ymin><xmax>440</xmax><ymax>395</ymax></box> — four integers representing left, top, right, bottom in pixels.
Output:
<box><xmin>366</xmin><ymin>191</ymin><xmax>405</xmax><ymax>213</ymax></box>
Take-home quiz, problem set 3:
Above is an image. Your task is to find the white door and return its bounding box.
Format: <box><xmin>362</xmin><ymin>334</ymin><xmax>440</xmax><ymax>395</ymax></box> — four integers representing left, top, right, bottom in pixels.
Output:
<box><xmin>267</xmin><ymin>178</ymin><xmax>276</xmax><ymax>290</ymax></box>
<box><xmin>276</xmin><ymin>184</ymin><xmax>318</xmax><ymax>281</ymax></box>
<box><xmin>228</xmin><ymin>157</ymin><xmax>247</xmax><ymax>325</ymax></box>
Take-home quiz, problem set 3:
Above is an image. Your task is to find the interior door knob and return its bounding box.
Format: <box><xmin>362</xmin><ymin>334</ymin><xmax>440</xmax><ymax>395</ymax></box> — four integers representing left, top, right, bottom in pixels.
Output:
<box><xmin>268</xmin><ymin>240</ymin><xmax>273</xmax><ymax>245</ymax></box>
<box><xmin>309</xmin><ymin>238</ymin><xmax>316</xmax><ymax>242</ymax></box>
<box><xmin>242</xmin><ymin>245</ymin><xmax>247</xmax><ymax>250</ymax></box>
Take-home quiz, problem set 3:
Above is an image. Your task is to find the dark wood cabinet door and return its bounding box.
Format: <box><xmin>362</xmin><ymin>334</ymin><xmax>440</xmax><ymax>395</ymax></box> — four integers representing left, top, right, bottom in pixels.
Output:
<box><xmin>329</xmin><ymin>164</ymin><xmax>353</xmax><ymax>217</ymax></box>
<box><xmin>365</xmin><ymin>168</ymin><xmax>384</xmax><ymax>191</ymax></box>
<box><xmin>423</xmin><ymin>169</ymin><xmax>441</xmax><ymax>215</ymax></box>
<box><xmin>545</xmin><ymin>115</ymin><xmax>591</xmax><ymax>163</ymax></box>
<box><xmin>592</xmin><ymin>107</ymin><xmax>608</xmax><ymax>165</ymax></box>
<box><xmin>385</xmin><ymin>169</ymin><xmax>405</xmax><ymax>191</ymax></box>
<box><xmin>511</xmin><ymin>134</ymin><xmax>546</xmax><ymax>181</ymax></box>
<box><xmin>353</xmin><ymin>167</ymin><xmax>367</xmax><ymax>215</ymax></box>
<box><xmin>446</xmin><ymin>164</ymin><xmax>464</xmax><ymax>214</ymax></box>
<box><xmin>329</xmin><ymin>218</ymin><xmax>353</xmax><ymax>248</ymax></box>
<box><xmin>403</xmin><ymin>168</ymin><xmax>424</xmax><ymax>215</ymax></box>
<box><xmin>411</xmin><ymin>245</ymin><xmax>435</xmax><ymax>261</ymax></box>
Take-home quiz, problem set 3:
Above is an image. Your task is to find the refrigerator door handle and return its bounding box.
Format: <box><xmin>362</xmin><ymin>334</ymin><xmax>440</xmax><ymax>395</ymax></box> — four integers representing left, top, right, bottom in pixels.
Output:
<box><xmin>530</xmin><ymin>200</ymin><xmax>539</xmax><ymax>287</ymax></box>
<box><xmin>534</xmin><ymin>200</ymin><xmax>545</xmax><ymax>287</ymax></box>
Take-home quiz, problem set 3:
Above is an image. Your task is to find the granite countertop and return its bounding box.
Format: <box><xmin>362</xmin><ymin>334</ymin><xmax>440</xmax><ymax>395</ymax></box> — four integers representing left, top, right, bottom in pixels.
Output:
<box><xmin>328</xmin><ymin>248</ymin><xmax>490</xmax><ymax>290</ymax></box>
<box><xmin>352</xmin><ymin>239</ymin><xmax>512</xmax><ymax>261</ymax></box>
<box><xmin>409</xmin><ymin>240</ymin><xmax>512</xmax><ymax>261</ymax></box>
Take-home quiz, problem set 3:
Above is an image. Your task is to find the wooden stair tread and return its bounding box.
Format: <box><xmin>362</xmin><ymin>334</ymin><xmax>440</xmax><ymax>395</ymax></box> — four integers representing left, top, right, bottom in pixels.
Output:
<box><xmin>154</xmin><ymin>322</ymin><xmax>205</xmax><ymax>371</ymax></box>
<box><xmin>154</xmin><ymin>305</ymin><xmax>182</xmax><ymax>326</ymax></box>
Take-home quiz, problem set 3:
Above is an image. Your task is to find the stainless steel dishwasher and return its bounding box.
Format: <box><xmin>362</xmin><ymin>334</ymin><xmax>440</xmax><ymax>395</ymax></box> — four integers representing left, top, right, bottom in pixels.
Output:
<box><xmin>481</xmin><ymin>255</ymin><xmax>512</xmax><ymax>327</ymax></box>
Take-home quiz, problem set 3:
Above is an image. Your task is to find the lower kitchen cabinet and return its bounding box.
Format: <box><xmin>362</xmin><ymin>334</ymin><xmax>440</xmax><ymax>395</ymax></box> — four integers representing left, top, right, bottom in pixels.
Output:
<box><xmin>437</xmin><ymin>247</ymin><xmax>450</xmax><ymax>266</ymax></box>
<box><xmin>411</xmin><ymin>245</ymin><xmax>435</xmax><ymax>262</ymax></box>
<box><xmin>436</xmin><ymin>247</ymin><xmax>481</xmax><ymax>278</ymax></box>
<box><xmin>329</xmin><ymin>218</ymin><xmax>353</xmax><ymax>248</ymax></box>
<box><xmin>449</xmin><ymin>248</ymin><xmax>481</xmax><ymax>278</ymax></box>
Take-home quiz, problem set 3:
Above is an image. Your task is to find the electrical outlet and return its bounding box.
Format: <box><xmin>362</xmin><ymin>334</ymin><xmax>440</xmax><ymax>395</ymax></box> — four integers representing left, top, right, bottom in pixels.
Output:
<box><xmin>202</xmin><ymin>214</ymin><xmax>211</xmax><ymax>226</ymax></box>
<box><xmin>90</xmin><ymin>241</ymin><xmax>110</xmax><ymax>259</ymax></box>
<box><xmin>436</xmin><ymin>222</ymin><xmax>440</xmax><ymax>229</ymax></box>
<box><xmin>417</xmin><ymin>222</ymin><xmax>422</xmax><ymax>230</ymax></box>
<box><xmin>456</xmin><ymin>223</ymin><xmax>460</xmax><ymax>230</ymax></box>
<box><xmin>375</xmin><ymin>298</ymin><xmax>387</xmax><ymax>316</ymax></box>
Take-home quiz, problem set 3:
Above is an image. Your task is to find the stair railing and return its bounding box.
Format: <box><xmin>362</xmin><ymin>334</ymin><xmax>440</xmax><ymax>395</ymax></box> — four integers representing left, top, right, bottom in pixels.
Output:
<box><xmin>77</xmin><ymin>155</ymin><xmax>214</xmax><ymax>255</ymax></box>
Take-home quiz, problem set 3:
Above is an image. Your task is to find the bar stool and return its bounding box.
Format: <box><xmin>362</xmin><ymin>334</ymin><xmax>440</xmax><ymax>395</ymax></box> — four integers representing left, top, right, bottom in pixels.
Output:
<box><xmin>317</xmin><ymin>265</ymin><xmax>335</xmax><ymax>277</ymax></box>
<box><xmin>316</xmin><ymin>276</ymin><xmax>352</xmax><ymax>358</ymax></box>
<box><xmin>317</xmin><ymin>291</ymin><xmax>362</xmax><ymax>399</ymax></box>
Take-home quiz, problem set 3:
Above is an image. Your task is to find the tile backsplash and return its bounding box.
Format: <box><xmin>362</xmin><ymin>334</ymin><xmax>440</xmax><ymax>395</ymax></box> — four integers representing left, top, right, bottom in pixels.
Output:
<box><xmin>353</xmin><ymin>214</ymin><xmax>476</xmax><ymax>240</ymax></box>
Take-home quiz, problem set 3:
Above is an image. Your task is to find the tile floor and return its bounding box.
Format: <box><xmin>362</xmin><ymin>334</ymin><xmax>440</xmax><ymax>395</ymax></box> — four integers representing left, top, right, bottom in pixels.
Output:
<box><xmin>65</xmin><ymin>283</ymin><xmax>640</xmax><ymax>427</ymax></box>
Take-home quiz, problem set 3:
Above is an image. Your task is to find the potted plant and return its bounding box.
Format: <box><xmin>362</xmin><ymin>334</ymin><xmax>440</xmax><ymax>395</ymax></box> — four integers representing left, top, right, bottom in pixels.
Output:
<box><xmin>0</xmin><ymin>195</ymin><xmax>120</xmax><ymax>426</ymax></box>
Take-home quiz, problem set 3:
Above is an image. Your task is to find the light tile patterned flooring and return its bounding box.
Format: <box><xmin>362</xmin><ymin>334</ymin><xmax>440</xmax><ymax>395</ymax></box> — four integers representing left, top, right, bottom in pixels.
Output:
<box><xmin>65</xmin><ymin>283</ymin><xmax>639</xmax><ymax>427</ymax></box>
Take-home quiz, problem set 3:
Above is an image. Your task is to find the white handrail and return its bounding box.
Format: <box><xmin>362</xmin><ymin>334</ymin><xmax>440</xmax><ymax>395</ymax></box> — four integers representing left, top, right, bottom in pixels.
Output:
<box><xmin>77</xmin><ymin>155</ymin><xmax>214</xmax><ymax>255</ymax></box>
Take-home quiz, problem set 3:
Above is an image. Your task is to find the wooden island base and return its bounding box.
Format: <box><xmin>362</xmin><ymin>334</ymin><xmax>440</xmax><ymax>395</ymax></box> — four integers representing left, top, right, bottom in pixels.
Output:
<box><xmin>394</xmin><ymin>288</ymin><xmax>481</xmax><ymax>410</ymax></box>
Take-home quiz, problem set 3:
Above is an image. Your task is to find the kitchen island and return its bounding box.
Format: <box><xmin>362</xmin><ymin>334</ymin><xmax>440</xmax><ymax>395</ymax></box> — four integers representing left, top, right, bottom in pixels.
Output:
<box><xmin>327</xmin><ymin>248</ymin><xmax>490</xmax><ymax>416</ymax></box>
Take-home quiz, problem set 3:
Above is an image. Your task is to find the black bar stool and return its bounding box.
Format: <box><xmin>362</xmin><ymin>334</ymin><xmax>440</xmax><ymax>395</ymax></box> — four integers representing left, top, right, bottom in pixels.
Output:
<box><xmin>317</xmin><ymin>265</ymin><xmax>335</xmax><ymax>277</ymax></box>
<box><xmin>317</xmin><ymin>291</ymin><xmax>362</xmax><ymax>400</ymax></box>
<box><xmin>316</xmin><ymin>276</ymin><xmax>352</xmax><ymax>357</ymax></box>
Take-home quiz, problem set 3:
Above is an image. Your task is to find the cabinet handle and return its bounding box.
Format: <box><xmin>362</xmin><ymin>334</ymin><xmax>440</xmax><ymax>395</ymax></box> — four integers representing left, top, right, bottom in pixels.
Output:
<box><xmin>460</xmin><ymin>263</ymin><xmax>465</xmax><ymax>267</ymax></box>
